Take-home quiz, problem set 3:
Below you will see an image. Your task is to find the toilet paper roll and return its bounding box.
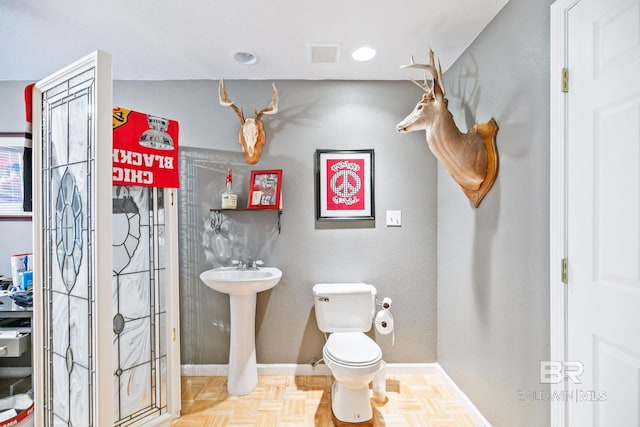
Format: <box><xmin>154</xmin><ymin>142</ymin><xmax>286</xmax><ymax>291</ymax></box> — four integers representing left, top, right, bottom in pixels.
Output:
<box><xmin>375</xmin><ymin>309</ymin><xmax>394</xmax><ymax>335</ymax></box>
<box><xmin>382</xmin><ymin>297</ymin><xmax>392</xmax><ymax>309</ymax></box>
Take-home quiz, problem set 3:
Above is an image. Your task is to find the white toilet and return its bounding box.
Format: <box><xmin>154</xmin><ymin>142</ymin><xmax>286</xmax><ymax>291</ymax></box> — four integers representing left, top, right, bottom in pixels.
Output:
<box><xmin>313</xmin><ymin>283</ymin><xmax>383</xmax><ymax>423</ymax></box>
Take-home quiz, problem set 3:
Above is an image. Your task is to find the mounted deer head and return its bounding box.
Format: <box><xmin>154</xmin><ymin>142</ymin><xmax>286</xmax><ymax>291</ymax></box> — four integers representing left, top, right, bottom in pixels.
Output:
<box><xmin>396</xmin><ymin>49</ymin><xmax>499</xmax><ymax>208</ymax></box>
<box><xmin>219</xmin><ymin>79</ymin><xmax>279</xmax><ymax>164</ymax></box>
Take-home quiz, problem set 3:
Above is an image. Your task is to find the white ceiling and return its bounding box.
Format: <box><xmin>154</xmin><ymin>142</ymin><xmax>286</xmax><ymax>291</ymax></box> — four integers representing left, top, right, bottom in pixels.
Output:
<box><xmin>0</xmin><ymin>0</ymin><xmax>510</xmax><ymax>82</ymax></box>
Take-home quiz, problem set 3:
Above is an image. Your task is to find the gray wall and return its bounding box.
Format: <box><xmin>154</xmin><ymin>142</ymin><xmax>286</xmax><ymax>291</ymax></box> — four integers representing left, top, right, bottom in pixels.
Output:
<box><xmin>0</xmin><ymin>219</ymin><xmax>32</xmax><ymax>275</ymax></box>
<box><xmin>437</xmin><ymin>0</ymin><xmax>552</xmax><ymax>425</ymax></box>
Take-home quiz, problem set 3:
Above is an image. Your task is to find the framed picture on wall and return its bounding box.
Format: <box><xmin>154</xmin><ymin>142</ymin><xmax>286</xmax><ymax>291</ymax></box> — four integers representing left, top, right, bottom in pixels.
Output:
<box><xmin>247</xmin><ymin>169</ymin><xmax>283</xmax><ymax>209</ymax></box>
<box><xmin>315</xmin><ymin>149</ymin><xmax>375</xmax><ymax>220</ymax></box>
<box><xmin>0</xmin><ymin>132</ymin><xmax>31</xmax><ymax>218</ymax></box>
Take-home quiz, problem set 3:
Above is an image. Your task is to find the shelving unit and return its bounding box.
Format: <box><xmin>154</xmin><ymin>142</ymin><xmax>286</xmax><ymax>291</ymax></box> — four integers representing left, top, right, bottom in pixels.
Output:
<box><xmin>209</xmin><ymin>208</ymin><xmax>283</xmax><ymax>235</ymax></box>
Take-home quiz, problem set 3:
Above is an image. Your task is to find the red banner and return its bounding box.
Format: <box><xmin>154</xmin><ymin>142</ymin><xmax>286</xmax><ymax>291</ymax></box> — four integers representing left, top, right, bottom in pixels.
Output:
<box><xmin>112</xmin><ymin>107</ymin><xmax>179</xmax><ymax>188</ymax></box>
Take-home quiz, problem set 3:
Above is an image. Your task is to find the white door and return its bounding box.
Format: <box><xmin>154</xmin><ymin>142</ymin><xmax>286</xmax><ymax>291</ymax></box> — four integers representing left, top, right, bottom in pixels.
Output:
<box><xmin>553</xmin><ymin>0</ymin><xmax>640</xmax><ymax>426</ymax></box>
<box><xmin>32</xmin><ymin>51</ymin><xmax>181</xmax><ymax>426</ymax></box>
<box><xmin>32</xmin><ymin>50</ymin><xmax>114</xmax><ymax>426</ymax></box>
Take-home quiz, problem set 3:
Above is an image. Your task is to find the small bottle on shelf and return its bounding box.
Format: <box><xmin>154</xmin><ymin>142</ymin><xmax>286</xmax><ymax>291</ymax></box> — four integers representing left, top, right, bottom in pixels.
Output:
<box><xmin>221</xmin><ymin>168</ymin><xmax>237</xmax><ymax>209</ymax></box>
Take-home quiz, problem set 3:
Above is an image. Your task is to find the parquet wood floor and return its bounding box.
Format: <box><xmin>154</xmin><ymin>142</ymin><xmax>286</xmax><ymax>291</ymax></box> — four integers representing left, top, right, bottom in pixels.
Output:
<box><xmin>171</xmin><ymin>374</ymin><xmax>477</xmax><ymax>426</ymax></box>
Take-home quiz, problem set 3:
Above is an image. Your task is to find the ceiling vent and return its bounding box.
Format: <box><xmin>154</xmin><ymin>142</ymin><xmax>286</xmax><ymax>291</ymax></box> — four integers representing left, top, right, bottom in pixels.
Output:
<box><xmin>307</xmin><ymin>43</ymin><xmax>341</xmax><ymax>64</ymax></box>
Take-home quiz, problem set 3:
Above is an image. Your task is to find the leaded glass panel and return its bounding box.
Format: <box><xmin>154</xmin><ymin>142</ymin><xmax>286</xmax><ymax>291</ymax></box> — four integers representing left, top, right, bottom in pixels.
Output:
<box><xmin>112</xmin><ymin>186</ymin><xmax>167</xmax><ymax>425</ymax></box>
<box><xmin>42</xmin><ymin>67</ymin><xmax>95</xmax><ymax>427</ymax></box>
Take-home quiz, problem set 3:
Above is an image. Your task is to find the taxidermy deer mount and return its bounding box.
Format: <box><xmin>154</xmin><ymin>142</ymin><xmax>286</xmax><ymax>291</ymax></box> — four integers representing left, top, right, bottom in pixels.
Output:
<box><xmin>396</xmin><ymin>49</ymin><xmax>499</xmax><ymax>208</ymax></box>
<box><xmin>219</xmin><ymin>79</ymin><xmax>279</xmax><ymax>164</ymax></box>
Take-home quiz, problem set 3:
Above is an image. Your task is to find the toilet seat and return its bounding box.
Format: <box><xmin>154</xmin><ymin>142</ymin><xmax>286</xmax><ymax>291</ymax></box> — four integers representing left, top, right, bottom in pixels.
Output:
<box><xmin>323</xmin><ymin>332</ymin><xmax>382</xmax><ymax>369</ymax></box>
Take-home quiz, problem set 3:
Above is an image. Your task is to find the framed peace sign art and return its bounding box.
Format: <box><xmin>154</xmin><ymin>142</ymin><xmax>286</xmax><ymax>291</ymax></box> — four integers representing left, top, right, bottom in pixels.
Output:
<box><xmin>315</xmin><ymin>149</ymin><xmax>375</xmax><ymax>220</ymax></box>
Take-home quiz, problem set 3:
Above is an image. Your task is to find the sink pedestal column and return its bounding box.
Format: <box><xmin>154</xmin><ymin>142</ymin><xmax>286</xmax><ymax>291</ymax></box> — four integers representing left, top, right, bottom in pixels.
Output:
<box><xmin>227</xmin><ymin>293</ymin><xmax>258</xmax><ymax>395</ymax></box>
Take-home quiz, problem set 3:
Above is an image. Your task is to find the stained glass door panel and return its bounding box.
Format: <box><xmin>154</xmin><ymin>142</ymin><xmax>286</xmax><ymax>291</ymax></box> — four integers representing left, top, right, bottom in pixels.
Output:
<box><xmin>33</xmin><ymin>51</ymin><xmax>114</xmax><ymax>427</ymax></box>
<box><xmin>49</xmin><ymin>81</ymin><xmax>92</xmax><ymax>425</ymax></box>
<box><xmin>112</xmin><ymin>186</ymin><xmax>168</xmax><ymax>425</ymax></box>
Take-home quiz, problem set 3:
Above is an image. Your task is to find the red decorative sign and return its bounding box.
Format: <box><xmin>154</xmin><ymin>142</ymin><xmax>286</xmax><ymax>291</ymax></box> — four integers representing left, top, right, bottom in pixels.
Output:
<box><xmin>325</xmin><ymin>159</ymin><xmax>365</xmax><ymax>211</ymax></box>
<box><xmin>112</xmin><ymin>107</ymin><xmax>179</xmax><ymax>188</ymax></box>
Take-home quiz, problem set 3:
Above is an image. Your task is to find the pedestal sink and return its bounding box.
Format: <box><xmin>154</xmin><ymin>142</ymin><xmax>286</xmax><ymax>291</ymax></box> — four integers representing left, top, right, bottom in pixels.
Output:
<box><xmin>200</xmin><ymin>266</ymin><xmax>282</xmax><ymax>395</ymax></box>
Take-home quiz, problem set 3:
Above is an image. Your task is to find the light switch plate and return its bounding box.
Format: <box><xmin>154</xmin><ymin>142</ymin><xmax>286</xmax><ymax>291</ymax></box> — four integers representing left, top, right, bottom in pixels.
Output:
<box><xmin>386</xmin><ymin>210</ymin><xmax>402</xmax><ymax>227</ymax></box>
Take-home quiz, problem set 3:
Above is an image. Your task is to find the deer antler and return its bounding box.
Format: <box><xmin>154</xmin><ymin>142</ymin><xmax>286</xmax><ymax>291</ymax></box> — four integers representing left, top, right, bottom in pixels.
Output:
<box><xmin>218</xmin><ymin>80</ymin><xmax>280</xmax><ymax>165</ymax></box>
<box><xmin>400</xmin><ymin>49</ymin><xmax>445</xmax><ymax>97</ymax></box>
<box><xmin>219</xmin><ymin>79</ymin><xmax>245</xmax><ymax>122</ymax></box>
<box><xmin>255</xmin><ymin>82</ymin><xmax>279</xmax><ymax>120</ymax></box>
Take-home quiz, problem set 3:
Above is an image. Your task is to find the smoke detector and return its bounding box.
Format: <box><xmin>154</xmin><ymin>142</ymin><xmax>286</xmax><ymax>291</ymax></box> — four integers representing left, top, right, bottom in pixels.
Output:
<box><xmin>307</xmin><ymin>43</ymin><xmax>341</xmax><ymax>64</ymax></box>
<box><xmin>231</xmin><ymin>50</ymin><xmax>259</xmax><ymax>65</ymax></box>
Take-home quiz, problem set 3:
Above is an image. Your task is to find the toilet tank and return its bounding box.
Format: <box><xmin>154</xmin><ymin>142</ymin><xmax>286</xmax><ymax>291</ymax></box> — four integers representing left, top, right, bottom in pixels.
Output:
<box><xmin>313</xmin><ymin>283</ymin><xmax>377</xmax><ymax>333</ymax></box>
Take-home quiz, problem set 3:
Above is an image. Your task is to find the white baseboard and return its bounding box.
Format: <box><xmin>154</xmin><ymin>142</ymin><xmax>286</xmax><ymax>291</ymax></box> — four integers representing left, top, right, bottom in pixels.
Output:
<box><xmin>434</xmin><ymin>364</ymin><xmax>493</xmax><ymax>427</ymax></box>
<box><xmin>180</xmin><ymin>363</ymin><xmax>490</xmax><ymax>426</ymax></box>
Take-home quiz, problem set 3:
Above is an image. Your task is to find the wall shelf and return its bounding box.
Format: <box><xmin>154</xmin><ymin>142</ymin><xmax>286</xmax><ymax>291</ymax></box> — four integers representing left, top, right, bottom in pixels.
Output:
<box><xmin>209</xmin><ymin>208</ymin><xmax>283</xmax><ymax>234</ymax></box>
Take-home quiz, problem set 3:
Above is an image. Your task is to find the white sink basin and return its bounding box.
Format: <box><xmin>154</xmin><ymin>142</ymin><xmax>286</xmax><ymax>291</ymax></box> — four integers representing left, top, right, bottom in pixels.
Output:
<box><xmin>199</xmin><ymin>266</ymin><xmax>282</xmax><ymax>396</ymax></box>
<box><xmin>200</xmin><ymin>267</ymin><xmax>282</xmax><ymax>295</ymax></box>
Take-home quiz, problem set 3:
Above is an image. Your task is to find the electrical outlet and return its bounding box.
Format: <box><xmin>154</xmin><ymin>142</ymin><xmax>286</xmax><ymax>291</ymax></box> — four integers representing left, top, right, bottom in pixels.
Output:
<box><xmin>386</xmin><ymin>210</ymin><xmax>402</xmax><ymax>227</ymax></box>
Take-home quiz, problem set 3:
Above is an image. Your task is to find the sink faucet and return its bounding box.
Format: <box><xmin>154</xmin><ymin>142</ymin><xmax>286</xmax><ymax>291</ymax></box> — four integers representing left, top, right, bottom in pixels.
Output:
<box><xmin>249</xmin><ymin>260</ymin><xmax>264</xmax><ymax>270</ymax></box>
<box><xmin>231</xmin><ymin>260</ymin><xmax>247</xmax><ymax>270</ymax></box>
<box><xmin>232</xmin><ymin>260</ymin><xmax>264</xmax><ymax>270</ymax></box>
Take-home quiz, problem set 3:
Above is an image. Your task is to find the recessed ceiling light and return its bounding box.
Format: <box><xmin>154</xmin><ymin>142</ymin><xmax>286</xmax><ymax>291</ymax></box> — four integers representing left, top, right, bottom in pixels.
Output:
<box><xmin>231</xmin><ymin>50</ymin><xmax>259</xmax><ymax>65</ymax></box>
<box><xmin>352</xmin><ymin>47</ymin><xmax>376</xmax><ymax>62</ymax></box>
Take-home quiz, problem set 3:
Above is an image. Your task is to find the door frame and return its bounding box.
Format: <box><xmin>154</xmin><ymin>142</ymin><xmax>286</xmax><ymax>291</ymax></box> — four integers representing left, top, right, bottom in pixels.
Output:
<box><xmin>165</xmin><ymin>187</ymin><xmax>182</xmax><ymax>418</ymax></box>
<box><xmin>550</xmin><ymin>1</ymin><xmax>581</xmax><ymax>426</ymax></box>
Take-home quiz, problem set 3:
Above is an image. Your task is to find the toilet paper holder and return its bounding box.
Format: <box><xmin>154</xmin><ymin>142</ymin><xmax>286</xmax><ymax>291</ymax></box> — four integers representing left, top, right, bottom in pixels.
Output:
<box><xmin>376</xmin><ymin>296</ymin><xmax>392</xmax><ymax>310</ymax></box>
<box><xmin>374</xmin><ymin>296</ymin><xmax>395</xmax><ymax>345</ymax></box>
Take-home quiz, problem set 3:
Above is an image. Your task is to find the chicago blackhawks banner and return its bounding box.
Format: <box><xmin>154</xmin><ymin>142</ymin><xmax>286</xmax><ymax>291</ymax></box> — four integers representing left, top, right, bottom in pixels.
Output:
<box><xmin>112</xmin><ymin>107</ymin><xmax>180</xmax><ymax>188</ymax></box>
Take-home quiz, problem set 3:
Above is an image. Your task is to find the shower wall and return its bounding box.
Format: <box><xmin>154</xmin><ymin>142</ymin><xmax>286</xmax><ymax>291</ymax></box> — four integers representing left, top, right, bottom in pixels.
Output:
<box><xmin>178</xmin><ymin>147</ymin><xmax>281</xmax><ymax>364</ymax></box>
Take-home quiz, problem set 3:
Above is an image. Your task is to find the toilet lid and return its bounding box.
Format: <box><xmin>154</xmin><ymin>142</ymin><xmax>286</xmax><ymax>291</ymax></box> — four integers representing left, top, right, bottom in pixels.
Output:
<box><xmin>325</xmin><ymin>332</ymin><xmax>382</xmax><ymax>366</ymax></box>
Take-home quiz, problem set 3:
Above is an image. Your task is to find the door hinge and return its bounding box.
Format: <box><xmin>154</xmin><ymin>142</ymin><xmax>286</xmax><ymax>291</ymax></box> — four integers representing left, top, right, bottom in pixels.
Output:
<box><xmin>561</xmin><ymin>68</ymin><xmax>569</xmax><ymax>93</ymax></box>
<box><xmin>561</xmin><ymin>258</ymin><xmax>568</xmax><ymax>284</ymax></box>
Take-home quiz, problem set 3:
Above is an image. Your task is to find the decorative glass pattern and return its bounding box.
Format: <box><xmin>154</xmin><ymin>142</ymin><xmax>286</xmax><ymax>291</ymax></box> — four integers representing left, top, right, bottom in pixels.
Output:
<box><xmin>112</xmin><ymin>186</ymin><xmax>167</xmax><ymax>425</ymax></box>
<box><xmin>56</xmin><ymin>169</ymin><xmax>83</xmax><ymax>291</ymax></box>
<box><xmin>42</xmin><ymin>68</ymin><xmax>95</xmax><ymax>426</ymax></box>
